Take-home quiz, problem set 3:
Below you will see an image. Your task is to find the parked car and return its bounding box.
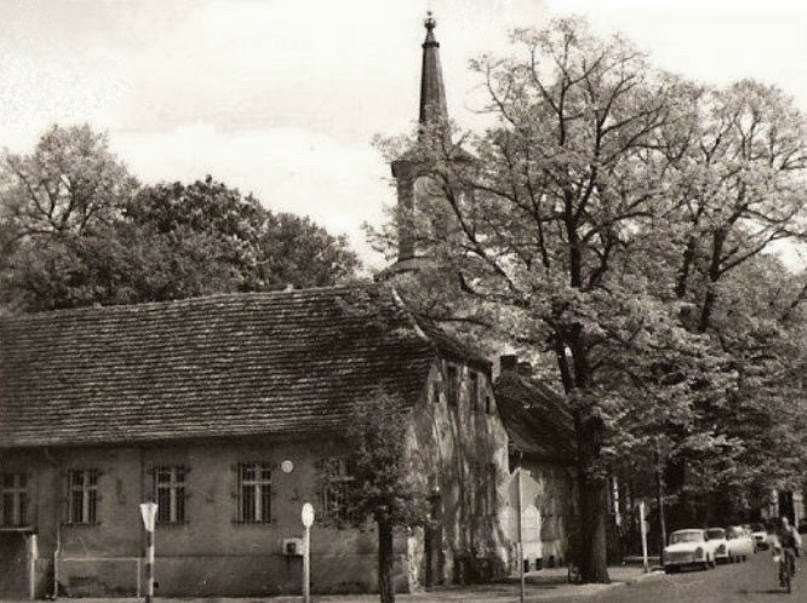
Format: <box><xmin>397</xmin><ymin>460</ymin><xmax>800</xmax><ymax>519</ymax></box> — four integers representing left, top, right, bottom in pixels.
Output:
<box><xmin>706</xmin><ymin>527</ymin><xmax>731</xmax><ymax>564</ymax></box>
<box><xmin>664</xmin><ymin>529</ymin><xmax>717</xmax><ymax>573</ymax></box>
<box><xmin>726</xmin><ymin>525</ymin><xmax>754</xmax><ymax>561</ymax></box>
<box><xmin>751</xmin><ymin>523</ymin><xmax>769</xmax><ymax>551</ymax></box>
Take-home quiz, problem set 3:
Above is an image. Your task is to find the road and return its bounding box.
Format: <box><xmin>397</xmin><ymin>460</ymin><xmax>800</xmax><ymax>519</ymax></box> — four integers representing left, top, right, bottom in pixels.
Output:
<box><xmin>581</xmin><ymin>551</ymin><xmax>805</xmax><ymax>602</ymax></box>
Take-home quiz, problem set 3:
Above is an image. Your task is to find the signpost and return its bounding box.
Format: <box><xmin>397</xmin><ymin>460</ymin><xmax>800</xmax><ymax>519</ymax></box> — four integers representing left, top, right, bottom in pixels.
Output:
<box><xmin>140</xmin><ymin>502</ymin><xmax>158</xmax><ymax>603</ymax></box>
<box><xmin>639</xmin><ymin>501</ymin><xmax>649</xmax><ymax>573</ymax></box>
<box><xmin>301</xmin><ymin>502</ymin><xmax>315</xmax><ymax>603</ymax></box>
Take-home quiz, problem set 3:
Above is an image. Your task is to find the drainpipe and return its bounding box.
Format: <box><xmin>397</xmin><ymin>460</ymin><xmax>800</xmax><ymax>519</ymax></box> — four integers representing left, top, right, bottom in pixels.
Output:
<box><xmin>43</xmin><ymin>448</ymin><xmax>61</xmax><ymax>600</ymax></box>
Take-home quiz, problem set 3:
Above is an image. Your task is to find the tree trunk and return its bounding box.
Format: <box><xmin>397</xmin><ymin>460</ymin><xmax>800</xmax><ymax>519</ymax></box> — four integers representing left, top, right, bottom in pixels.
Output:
<box><xmin>656</xmin><ymin>467</ymin><xmax>667</xmax><ymax>564</ymax></box>
<box><xmin>575</xmin><ymin>415</ymin><xmax>611</xmax><ymax>583</ymax></box>
<box><xmin>378</xmin><ymin>518</ymin><xmax>395</xmax><ymax>603</ymax></box>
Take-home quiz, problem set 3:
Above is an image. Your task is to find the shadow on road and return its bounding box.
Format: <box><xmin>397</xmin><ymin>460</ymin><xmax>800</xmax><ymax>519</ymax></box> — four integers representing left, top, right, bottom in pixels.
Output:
<box><xmin>737</xmin><ymin>588</ymin><xmax>788</xmax><ymax>596</ymax></box>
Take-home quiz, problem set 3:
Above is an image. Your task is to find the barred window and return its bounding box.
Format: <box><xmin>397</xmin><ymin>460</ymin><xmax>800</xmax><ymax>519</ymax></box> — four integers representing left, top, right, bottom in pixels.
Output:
<box><xmin>447</xmin><ymin>365</ymin><xmax>459</xmax><ymax>407</ymax></box>
<box><xmin>319</xmin><ymin>458</ymin><xmax>357</xmax><ymax>525</ymax></box>
<box><xmin>67</xmin><ymin>469</ymin><xmax>98</xmax><ymax>524</ymax></box>
<box><xmin>154</xmin><ymin>466</ymin><xmax>187</xmax><ymax>524</ymax></box>
<box><xmin>237</xmin><ymin>463</ymin><xmax>271</xmax><ymax>523</ymax></box>
<box><xmin>1</xmin><ymin>473</ymin><xmax>28</xmax><ymax>527</ymax></box>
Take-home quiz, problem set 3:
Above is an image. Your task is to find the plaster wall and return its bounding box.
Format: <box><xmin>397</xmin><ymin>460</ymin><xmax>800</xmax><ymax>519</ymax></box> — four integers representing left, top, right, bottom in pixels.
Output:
<box><xmin>502</xmin><ymin>460</ymin><xmax>575</xmax><ymax>572</ymax></box>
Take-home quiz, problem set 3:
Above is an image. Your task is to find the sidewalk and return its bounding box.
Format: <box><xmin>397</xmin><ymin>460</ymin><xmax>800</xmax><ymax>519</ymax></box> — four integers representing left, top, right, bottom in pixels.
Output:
<box><xmin>1</xmin><ymin>566</ymin><xmax>665</xmax><ymax>603</ymax></box>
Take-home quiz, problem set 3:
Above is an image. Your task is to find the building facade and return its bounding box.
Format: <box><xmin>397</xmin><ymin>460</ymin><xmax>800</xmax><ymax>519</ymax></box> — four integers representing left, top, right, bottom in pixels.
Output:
<box><xmin>495</xmin><ymin>356</ymin><xmax>578</xmax><ymax>573</ymax></box>
<box><xmin>0</xmin><ymin>285</ymin><xmax>509</xmax><ymax>598</ymax></box>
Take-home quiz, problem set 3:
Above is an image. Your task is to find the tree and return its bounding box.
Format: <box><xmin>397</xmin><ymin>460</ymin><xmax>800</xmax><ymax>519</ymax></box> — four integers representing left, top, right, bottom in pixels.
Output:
<box><xmin>0</xmin><ymin>126</ymin><xmax>361</xmax><ymax>312</ymax></box>
<box><xmin>343</xmin><ymin>389</ymin><xmax>428</xmax><ymax>603</ymax></box>
<box><xmin>0</xmin><ymin>124</ymin><xmax>139</xmax><ymax>311</ymax></box>
<box><xmin>372</xmin><ymin>18</ymin><xmax>742</xmax><ymax>582</ymax></box>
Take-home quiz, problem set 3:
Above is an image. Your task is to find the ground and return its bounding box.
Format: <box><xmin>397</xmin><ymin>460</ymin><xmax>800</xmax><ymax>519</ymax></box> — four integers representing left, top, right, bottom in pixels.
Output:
<box><xmin>1</xmin><ymin>551</ymin><xmax>801</xmax><ymax>602</ymax></box>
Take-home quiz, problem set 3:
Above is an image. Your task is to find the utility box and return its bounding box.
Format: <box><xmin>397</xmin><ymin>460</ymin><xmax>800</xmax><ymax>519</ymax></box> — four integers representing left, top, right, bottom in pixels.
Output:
<box><xmin>282</xmin><ymin>538</ymin><xmax>303</xmax><ymax>556</ymax></box>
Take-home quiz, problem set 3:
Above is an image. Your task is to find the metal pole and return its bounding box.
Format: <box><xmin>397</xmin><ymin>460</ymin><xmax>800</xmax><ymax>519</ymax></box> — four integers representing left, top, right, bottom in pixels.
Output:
<box><xmin>517</xmin><ymin>464</ymin><xmax>525</xmax><ymax>603</ymax></box>
<box><xmin>639</xmin><ymin>501</ymin><xmax>649</xmax><ymax>573</ymax></box>
<box><xmin>145</xmin><ymin>527</ymin><xmax>155</xmax><ymax>603</ymax></box>
<box><xmin>303</xmin><ymin>525</ymin><xmax>311</xmax><ymax>603</ymax></box>
<box><xmin>28</xmin><ymin>534</ymin><xmax>37</xmax><ymax>600</ymax></box>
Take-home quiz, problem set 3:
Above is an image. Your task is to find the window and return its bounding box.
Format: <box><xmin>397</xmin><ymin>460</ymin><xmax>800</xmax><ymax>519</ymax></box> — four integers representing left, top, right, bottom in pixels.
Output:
<box><xmin>154</xmin><ymin>466</ymin><xmax>186</xmax><ymax>524</ymax></box>
<box><xmin>319</xmin><ymin>458</ymin><xmax>357</xmax><ymax>525</ymax></box>
<box><xmin>485</xmin><ymin>395</ymin><xmax>492</xmax><ymax>414</ymax></box>
<box><xmin>236</xmin><ymin>462</ymin><xmax>271</xmax><ymax>523</ymax></box>
<box><xmin>447</xmin><ymin>365</ymin><xmax>459</xmax><ymax>407</ymax></box>
<box><xmin>432</xmin><ymin>380</ymin><xmax>441</xmax><ymax>404</ymax></box>
<box><xmin>1</xmin><ymin>473</ymin><xmax>28</xmax><ymax>527</ymax></box>
<box><xmin>67</xmin><ymin>469</ymin><xmax>98</xmax><ymax>524</ymax></box>
<box><xmin>470</xmin><ymin>372</ymin><xmax>480</xmax><ymax>411</ymax></box>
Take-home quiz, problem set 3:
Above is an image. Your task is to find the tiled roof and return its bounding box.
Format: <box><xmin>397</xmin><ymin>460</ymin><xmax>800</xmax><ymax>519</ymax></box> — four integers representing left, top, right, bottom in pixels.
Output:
<box><xmin>1</xmin><ymin>285</ymin><xmax>486</xmax><ymax>448</ymax></box>
<box><xmin>494</xmin><ymin>371</ymin><xmax>576</xmax><ymax>463</ymax></box>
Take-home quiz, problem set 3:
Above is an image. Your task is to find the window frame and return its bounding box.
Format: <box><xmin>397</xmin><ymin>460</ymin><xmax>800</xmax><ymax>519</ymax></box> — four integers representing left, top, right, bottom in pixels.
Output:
<box><xmin>319</xmin><ymin>457</ymin><xmax>358</xmax><ymax>526</ymax></box>
<box><xmin>154</xmin><ymin>465</ymin><xmax>187</xmax><ymax>525</ymax></box>
<box><xmin>1</xmin><ymin>472</ymin><xmax>29</xmax><ymax>527</ymax></box>
<box><xmin>66</xmin><ymin>469</ymin><xmax>99</xmax><ymax>525</ymax></box>
<box><xmin>236</xmin><ymin>462</ymin><xmax>272</xmax><ymax>524</ymax></box>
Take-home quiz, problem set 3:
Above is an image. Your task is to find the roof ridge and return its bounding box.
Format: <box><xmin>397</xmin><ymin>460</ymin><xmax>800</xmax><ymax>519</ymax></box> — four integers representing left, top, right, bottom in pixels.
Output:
<box><xmin>0</xmin><ymin>282</ymin><xmax>376</xmax><ymax>322</ymax></box>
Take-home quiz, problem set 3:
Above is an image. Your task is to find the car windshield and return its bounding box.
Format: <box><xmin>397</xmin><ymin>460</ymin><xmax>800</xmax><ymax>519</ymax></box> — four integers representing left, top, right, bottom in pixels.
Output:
<box><xmin>706</xmin><ymin>529</ymin><xmax>725</xmax><ymax>540</ymax></box>
<box><xmin>671</xmin><ymin>532</ymin><xmax>702</xmax><ymax>544</ymax></box>
<box><xmin>727</xmin><ymin>527</ymin><xmax>743</xmax><ymax>539</ymax></box>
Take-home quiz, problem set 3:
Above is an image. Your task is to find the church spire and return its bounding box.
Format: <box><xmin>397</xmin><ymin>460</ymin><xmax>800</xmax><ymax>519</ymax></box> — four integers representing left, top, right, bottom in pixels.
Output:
<box><xmin>418</xmin><ymin>12</ymin><xmax>449</xmax><ymax>136</ymax></box>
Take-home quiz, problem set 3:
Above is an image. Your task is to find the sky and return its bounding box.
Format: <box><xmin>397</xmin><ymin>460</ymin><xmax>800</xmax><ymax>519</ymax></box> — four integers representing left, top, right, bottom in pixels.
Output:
<box><xmin>1</xmin><ymin>0</ymin><xmax>806</xmax><ymax>270</ymax></box>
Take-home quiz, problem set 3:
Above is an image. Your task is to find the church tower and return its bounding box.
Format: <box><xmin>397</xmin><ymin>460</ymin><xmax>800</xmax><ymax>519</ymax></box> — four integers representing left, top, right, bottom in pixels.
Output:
<box><xmin>388</xmin><ymin>12</ymin><xmax>453</xmax><ymax>271</ymax></box>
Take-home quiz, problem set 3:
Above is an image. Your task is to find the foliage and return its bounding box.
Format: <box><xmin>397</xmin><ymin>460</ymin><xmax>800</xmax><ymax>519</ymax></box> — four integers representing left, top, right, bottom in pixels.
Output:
<box><xmin>344</xmin><ymin>389</ymin><xmax>429</xmax><ymax>527</ymax></box>
<box><xmin>0</xmin><ymin>126</ymin><xmax>361</xmax><ymax>312</ymax></box>
<box><xmin>343</xmin><ymin>389</ymin><xmax>429</xmax><ymax>603</ymax></box>
<box><xmin>371</xmin><ymin>16</ymin><xmax>807</xmax><ymax>581</ymax></box>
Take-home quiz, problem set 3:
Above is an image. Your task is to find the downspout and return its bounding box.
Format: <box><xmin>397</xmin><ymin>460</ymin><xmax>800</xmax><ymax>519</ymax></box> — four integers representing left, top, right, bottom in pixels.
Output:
<box><xmin>42</xmin><ymin>448</ymin><xmax>61</xmax><ymax>600</ymax></box>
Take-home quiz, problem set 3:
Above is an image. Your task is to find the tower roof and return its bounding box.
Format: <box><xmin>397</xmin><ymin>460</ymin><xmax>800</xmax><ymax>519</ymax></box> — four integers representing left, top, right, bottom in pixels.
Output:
<box><xmin>418</xmin><ymin>12</ymin><xmax>449</xmax><ymax>135</ymax></box>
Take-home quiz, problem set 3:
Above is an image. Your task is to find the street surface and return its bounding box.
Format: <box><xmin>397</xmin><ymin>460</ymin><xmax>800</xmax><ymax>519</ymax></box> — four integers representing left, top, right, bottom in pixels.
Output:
<box><xmin>584</xmin><ymin>552</ymin><xmax>806</xmax><ymax>603</ymax></box>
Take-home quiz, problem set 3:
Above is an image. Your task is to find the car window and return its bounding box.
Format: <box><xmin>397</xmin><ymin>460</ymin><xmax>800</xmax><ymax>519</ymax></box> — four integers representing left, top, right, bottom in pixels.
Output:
<box><xmin>671</xmin><ymin>532</ymin><xmax>702</xmax><ymax>544</ymax></box>
<box><xmin>706</xmin><ymin>529</ymin><xmax>725</xmax><ymax>540</ymax></box>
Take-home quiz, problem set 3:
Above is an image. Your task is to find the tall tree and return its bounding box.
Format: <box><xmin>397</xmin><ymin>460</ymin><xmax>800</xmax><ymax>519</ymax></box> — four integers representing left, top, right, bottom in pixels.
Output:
<box><xmin>0</xmin><ymin>124</ymin><xmax>139</xmax><ymax>311</ymax></box>
<box><xmin>374</xmin><ymin>18</ymin><xmax>734</xmax><ymax>582</ymax></box>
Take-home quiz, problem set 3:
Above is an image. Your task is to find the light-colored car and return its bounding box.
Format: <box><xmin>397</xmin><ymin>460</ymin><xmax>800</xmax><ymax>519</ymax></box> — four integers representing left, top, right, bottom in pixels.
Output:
<box><xmin>664</xmin><ymin>529</ymin><xmax>717</xmax><ymax>573</ymax></box>
<box><xmin>706</xmin><ymin>527</ymin><xmax>731</xmax><ymax>563</ymax></box>
<box><xmin>726</xmin><ymin>526</ymin><xmax>753</xmax><ymax>561</ymax></box>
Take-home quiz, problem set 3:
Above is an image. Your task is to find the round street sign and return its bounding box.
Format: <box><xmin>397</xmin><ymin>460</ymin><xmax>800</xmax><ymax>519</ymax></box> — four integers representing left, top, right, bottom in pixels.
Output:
<box><xmin>301</xmin><ymin>502</ymin><xmax>315</xmax><ymax>528</ymax></box>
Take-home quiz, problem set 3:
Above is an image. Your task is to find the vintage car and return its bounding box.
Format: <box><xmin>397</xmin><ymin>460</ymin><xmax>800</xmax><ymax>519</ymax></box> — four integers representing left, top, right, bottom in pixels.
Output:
<box><xmin>664</xmin><ymin>529</ymin><xmax>717</xmax><ymax>573</ymax></box>
<box><xmin>706</xmin><ymin>527</ymin><xmax>731</xmax><ymax>563</ymax></box>
<box><xmin>726</xmin><ymin>525</ymin><xmax>754</xmax><ymax>561</ymax></box>
<box><xmin>750</xmin><ymin>523</ymin><xmax>769</xmax><ymax>551</ymax></box>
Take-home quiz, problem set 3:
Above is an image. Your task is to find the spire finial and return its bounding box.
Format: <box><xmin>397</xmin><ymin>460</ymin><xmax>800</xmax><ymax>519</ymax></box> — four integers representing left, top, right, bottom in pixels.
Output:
<box><xmin>424</xmin><ymin>11</ymin><xmax>436</xmax><ymax>32</ymax></box>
